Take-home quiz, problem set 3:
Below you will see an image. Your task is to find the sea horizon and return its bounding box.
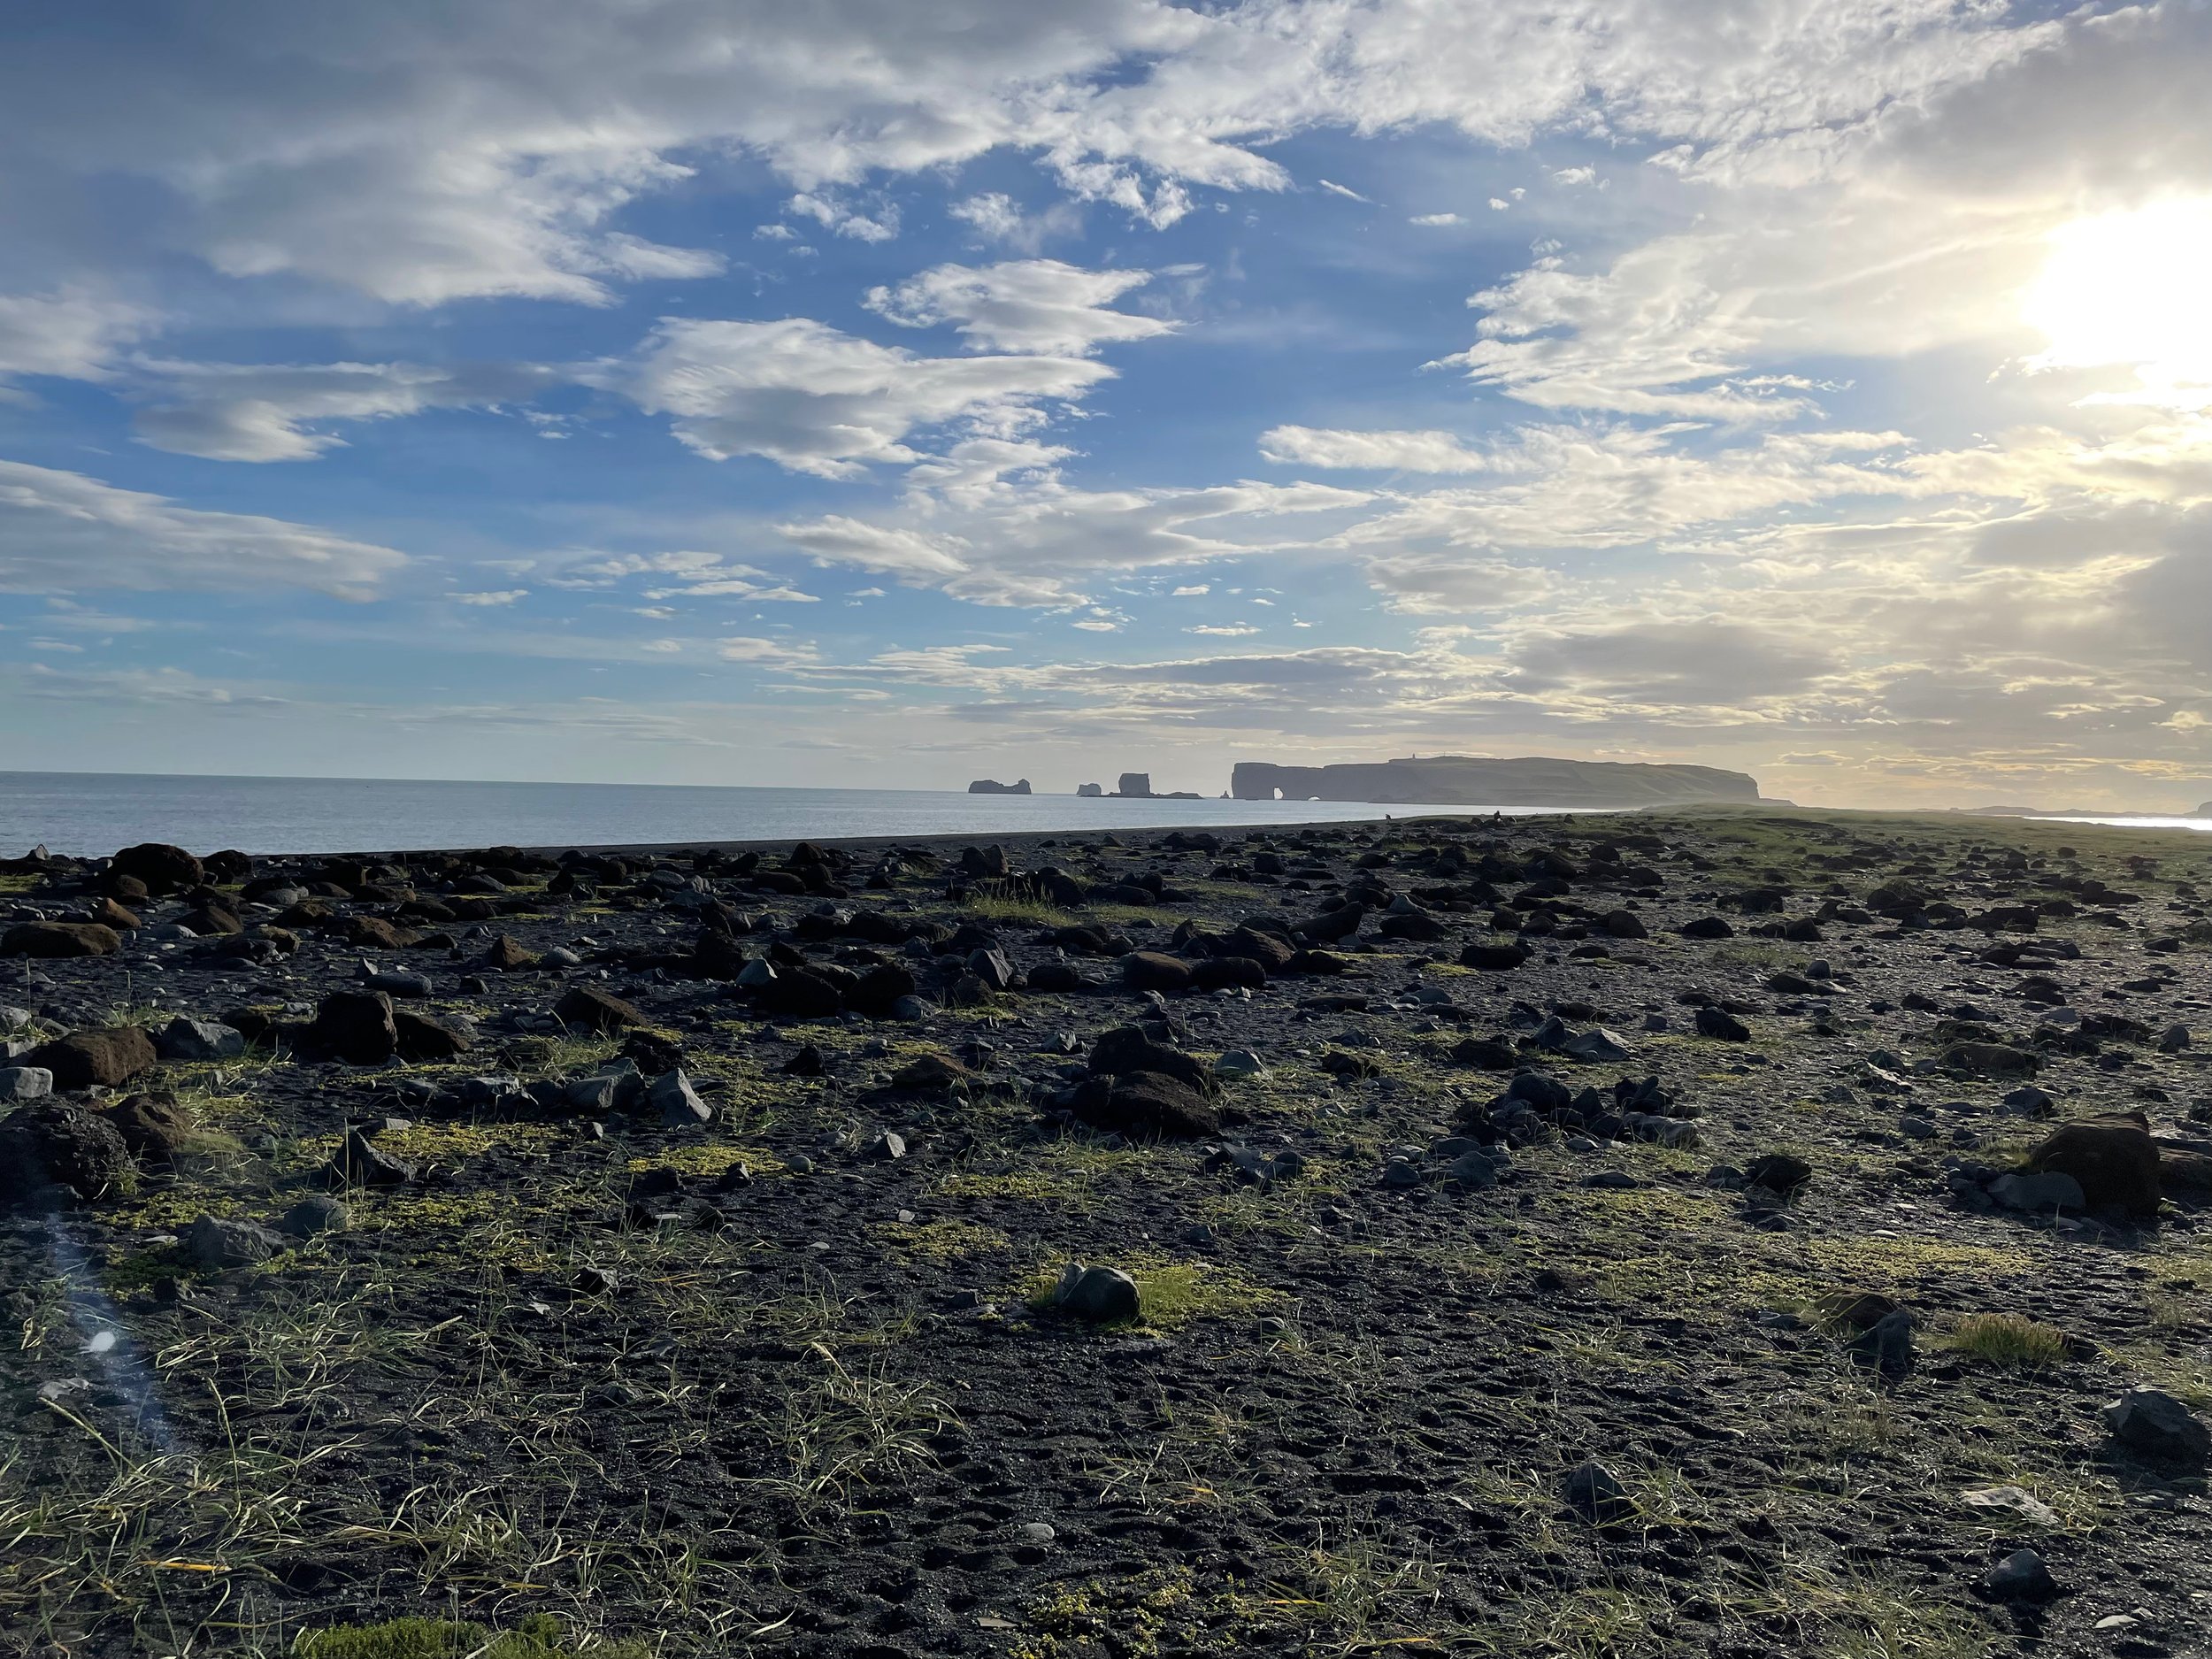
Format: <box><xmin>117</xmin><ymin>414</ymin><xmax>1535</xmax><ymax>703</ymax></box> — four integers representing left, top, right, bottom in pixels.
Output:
<box><xmin>0</xmin><ymin>768</ymin><xmax>1582</xmax><ymax>859</ymax></box>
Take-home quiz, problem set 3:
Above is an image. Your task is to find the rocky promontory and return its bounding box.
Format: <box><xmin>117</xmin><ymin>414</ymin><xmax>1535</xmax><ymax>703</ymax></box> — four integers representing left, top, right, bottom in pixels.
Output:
<box><xmin>1234</xmin><ymin>754</ymin><xmax>1762</xmax><ymax>807</ymax></box>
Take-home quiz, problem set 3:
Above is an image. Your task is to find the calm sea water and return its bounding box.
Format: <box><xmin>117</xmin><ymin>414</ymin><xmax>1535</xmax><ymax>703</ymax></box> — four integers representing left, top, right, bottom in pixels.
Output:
<box><xmin>2029</xmin><ymin>815</ymin><xmax>2212</xmax><ymax>833</ymax></box>
<box><xmin>0</xmin><ymin>772</ymin><xmax>1577</xmax><ymax>858</ymax></box>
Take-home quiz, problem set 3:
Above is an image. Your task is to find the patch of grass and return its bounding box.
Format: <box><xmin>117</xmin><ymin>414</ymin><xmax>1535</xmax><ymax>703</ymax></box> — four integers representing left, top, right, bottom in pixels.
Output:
<box><xmin>962</xmin><ymin>895</ymin><xmax>1077</xmax><ymax>927</ymax></box>
<box><xmin>1020</xmin><ymin>1257</ymin><xmax>1283</xmax><ymax>1331</ymax></box>
<box><xmin>1941</xmin><ymin>1312</ymin><xmax>2070</xmax><ymax>1368</ymax></box>
<box><xmin>1012</xmin><ymin>1568</ymin><xmax>1202</xmax><ymax>1659</ymax></box>
<box><xmin>872</xmin><ymin>1217</ymin><xmax>1013</xmax><ymax>1262</ymax></box>
<box><xmin>625</xmin><ymin>1142</ymin><xmax>785</xmax><ymax>1179</ymax></box>
<box><xmin>295</xmin><ymin>1613</ymin><xmax>650</xmax><ymax>1658</ymax></box>
<box><xmin>2109</xmin><ymin>1341</ymin><xmax>2212</xmax><ymax>1408</ymax></box>
<box><xmin>755</xmin><ymin>1342</ymin><xmax>956</xmax><ymax>1512</ymax></box>
<box><xmin>511</xmin><ymin>1032</ymin><xmax>622</xmax><ymax>1073</ymax></box>
<box><xmin>1805</xmin><ymin>1234</ymin><xmax>2033</xmax><ymax>1292</ymax></box>
<box><xmin>1702</xmin><ymin>940</ymin><xmax>1809</xmax><ymax>971</ymax></box>
<box><xmin>936</xmin><ymin>1168</ymin><xmax>1095</xmax><ymax>1210</ymax></box>
<box><xmin>1236</xmin><ymin>1535</ymin><xmax>1448</xmax><ymax>1654</ymax></box>
<box><xmin>377</xmin><ymin>1120</ymin><xmax>565</xmax><ymax>1162</ymax></box>
<box><xmin>1461</xmin><ymin>1584</ymin><xmax>1676</xmax><ymax>1659</ymax></box>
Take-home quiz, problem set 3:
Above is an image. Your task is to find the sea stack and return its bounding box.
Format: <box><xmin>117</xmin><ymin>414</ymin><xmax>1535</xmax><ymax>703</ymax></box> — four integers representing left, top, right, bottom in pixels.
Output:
<box><xmin>967</xmin><ymin>779</ymin><xmax>1032</xmax><ymax>795</ymax></box>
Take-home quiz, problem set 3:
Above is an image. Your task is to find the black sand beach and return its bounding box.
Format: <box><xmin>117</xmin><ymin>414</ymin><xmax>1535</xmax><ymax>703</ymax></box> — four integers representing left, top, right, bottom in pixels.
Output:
<box><xmin>4</xmin><ymin>805</ymin><xmax>2209</xmax><ymax>1657</ymax></box>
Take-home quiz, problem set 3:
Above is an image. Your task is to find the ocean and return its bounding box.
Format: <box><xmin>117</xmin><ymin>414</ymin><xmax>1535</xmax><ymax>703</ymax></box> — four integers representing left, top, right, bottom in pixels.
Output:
<box><xmin>0</xmin><ymin>771</ymin><xmax>1578</xmax><ymax>859</ymax></box>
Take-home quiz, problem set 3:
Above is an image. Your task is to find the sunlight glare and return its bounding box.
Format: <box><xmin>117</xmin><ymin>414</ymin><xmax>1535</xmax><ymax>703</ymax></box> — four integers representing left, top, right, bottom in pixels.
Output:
<box><xmin>2024</xmin><ymin>197</ymin><xmax>2212</xmax><ymax>406</ymax></box>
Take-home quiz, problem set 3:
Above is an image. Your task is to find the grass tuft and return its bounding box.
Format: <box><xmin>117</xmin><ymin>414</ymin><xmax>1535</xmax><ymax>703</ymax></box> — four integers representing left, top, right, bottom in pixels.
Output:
<box><xmin>1943</xmin><ymin>1312</ymin><xmax>2070</xmax><ymax>1368</ymax></box>
<box><xmin>295</xmin><ymin>1613</ymin><xmax>649</xmax><ymax>1658</ymax></box>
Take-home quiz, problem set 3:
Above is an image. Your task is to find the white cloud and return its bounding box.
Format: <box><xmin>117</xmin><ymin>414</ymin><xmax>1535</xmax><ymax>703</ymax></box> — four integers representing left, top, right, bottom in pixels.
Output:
<box><xmin>1188</xmin><ymin>624</ymin><xmax>1259</xmax><ymax>636</ymax></box>
<box><xmin>950</xmin><ymin>194</ymin><xmax>1025</xmax><ymax>241</ymax></box>
<box><xmin>132</xmin><ymin>360</ymin><xmax>557</xmax><ymax>461</ymax></box>
<box><xmin>1317</xmin><ymin>179</ymin><xmax>1371</xmax><ymax>203</ymax></box>
<box><xmin>949</xmin><ymin>192</ymin><xmax>1086</xmax><ymax>254</ymax></box>
<box><xmin>1259</xmin><ymin>426</ymin><xmax>1492</xmax><ymax>473</ymax></box>
<box><xmin>18</xmin><ymin>664</ymin><xmax>290</xmax><ymax>707</ymax></box>
<box><xmin>864</xmin><ymin>260</ymin><xmax>1177</xmax><ymax>357</ymax></box>
<box><xmin>776</xmin><ymin>516</ymin><xmax>971</xmax><ymax>578</ymax></box>
<box><xmin>0</xmin><ymin>0</ymin><xmax>2074</xmax><ymax>311</ymax></box>
<box><xmin>778</xmin><ymin>476</ymin><xmax>1370</xmax><ymax>606</ymax></box>
<box><xmin>718</xmin><ymin>635</ymin><xmax>823</xmax><ymax>667</ymax></box>
<box><xmin>0</xmin><ymin>459</ymin><xmax>407</xmax><ymax>598</ymax></box>
<box><xmin>787</xmin><ymin>192</ymin><xmax>901</xmax><ymax>242</ymax></box>
<box><xmin>0</xmin><ymin>290</ymin><xmax>153</xmax><ymax>383</ymax></box>
<box><xmin>592</xmin><ymin>316</ymin><xmax>1112</xmax><ymax>477</ymax></box>
<box><xmin>1409</xmin><ymin>212</ymin><xmax>1464</xmax><ymax>227</ymax></box>
<box><xmin>454</xmin><ymin>589</ymin><xmax>529</xmax><ymax>606</ymax></box>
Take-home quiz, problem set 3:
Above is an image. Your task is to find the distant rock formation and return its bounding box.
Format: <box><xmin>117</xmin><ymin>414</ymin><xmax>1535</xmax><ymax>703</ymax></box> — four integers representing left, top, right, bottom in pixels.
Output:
<box><xmin>1076</xmin><ymin>782</ymin><xmax>1103</xmax><ymax>797</ymax></box>
<box><xmin>2197</xmin><ymin>802</ymin><xmax>2212</xmax><ymax>818</ymax></box>
<box><xmin>967</xmin><ymin>779</ymin><xmax>1032</xmax><ymax>795</ymax></box>
<box><xmin>1230</xmin><ymin>755</ymin><xmax>1761</xmax><ymax>808</ymax></box>
<box><xmin>1114</xmin><ymin>772</ymin><xmax>1153</xmax><ymax>798</ymax></box>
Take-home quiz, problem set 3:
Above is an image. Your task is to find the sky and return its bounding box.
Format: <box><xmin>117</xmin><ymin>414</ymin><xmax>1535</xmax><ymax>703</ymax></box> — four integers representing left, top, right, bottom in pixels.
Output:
<box><xmin>3</xmin><ymin>0</ymin><xmax>2212</xmax><ymax>808</ymax></box>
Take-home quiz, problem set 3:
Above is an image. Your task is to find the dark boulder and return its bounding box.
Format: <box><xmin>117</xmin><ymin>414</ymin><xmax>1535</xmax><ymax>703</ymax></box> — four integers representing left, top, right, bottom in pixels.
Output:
<box><xmin>484</xmin><ymin>934</ymin><xmax>541</xmax><ymax>972</ymax></box>
<box><xmin>1694</xmin><ymin>1007</ymin><xmax>1750</xmax><ymax>1041</ymax></box>
<box><xmin>1191</xmin><ymin>955</ymin><xmax>1267</xmax><ymax>992</ymax></box>
<box><xmin>104</xmin><ymin>1092</ymin><xmax>197</xmax><ymax>1164</ymax></box>
<box><xmin>1449</xmin><ymin>1035</ymin><xmax>1517</xmax><ymax>1071</ymax></box>
<box><xmin>1070</xmin><ymin>1071</ymin><xmax>1220</xmax><ymax>1140</ymax></box>
<box><xmin>553</xmin><ymin>985</ymin><xmax>649</xmax><ymax>1033</ymax></box>
<box><xmin>1460</xmin><ymin>941</ymin><xmax>1530</xmax><ymax>972</ymax></box>
<box><xmin>1089</xmin><ymin>1027</ymin><xmax>1215</xmax><ymax>1094</ymax></box>
<box><xmin>307</xmin><ymin>991</ymin><xmax>399</xmax><ymax>1065</ymax></box>
<box><xmin>327</xmin><ymin>1127</ymin><xmax>419</xmax><ymax>1187</ymax></box>
<box><xmin>185</xmin><ymin>1214</ymin><xmax>284</xmax><ymax>1270</ymax></box>
<box><xmin>112</xmin><ymin>842</ymin><xmax>203</xmax><ymax>895</ymax></box>
<box><xmin>0</xmin><ymin>1100</ymin><xmax>137</xmax><ymax>1201</ymax></box>
<box><xmin>1744</xmin><ymin>1153</ymin><xmax>1813</xmax><ymax>1196</ymax></box>
<box><xmin>3</xmin><ymin>922</ymin><xmax>122</xmax><ymax>959</ymax></box>
<box><xmin>1218</xmin><ymin>925</ymin><xmax>1295</xmax><ymax>970</ymax></box>
<box><xmin>890</xmin><ymin>1053</ymin><xmax>974</xmax><ymax>1092</ymax></box>
<box><xmin>34</xmin><ymin>1025</ymin><xmax>159</xmax><ymax>1089</ymax></box>
<box><xmin>847</xmin><ymin>964</ymin><xmax>919</xmax><ymax>1018</ymax></box>
<box><xmin>1942</xmin><ymin>1041</ymin><xmax>2040</xmax><ymax>1078</ymax></box>
<box><xmin>2101</xmin><ymin>1388</ymin><xmax>2208</xmax><ymax>1464</ymax></box>
<box><xmin>393</xmin><ymin>1009</ymin><xmax>476</xmax><ymax>1060</ymax></box>
<box><xmin>1121</xmin><ymin>951</ymin><xmax>1193</xmax><ymax>993</ymax></box>
<box><xmin>345</xmin><ymin>916</ymin><xmax>419</xmax><ymax>950</ymax></box>
<box><xmin>758</xmin><ymin>966</ymin><xmax>844</xmax><ymax>1019</ymax></box>
<box><xmin>2025</xmin><ymin>1112</ymin><xmax>2162</xmax><ymax>1217</ymax></box>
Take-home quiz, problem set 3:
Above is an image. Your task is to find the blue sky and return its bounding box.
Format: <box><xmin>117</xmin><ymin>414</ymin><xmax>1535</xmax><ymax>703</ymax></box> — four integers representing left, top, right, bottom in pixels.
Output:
<box><xmin>4</xmin><ymin>0</ymin><xmax>2212</xmax><ymax>807</ymax></box>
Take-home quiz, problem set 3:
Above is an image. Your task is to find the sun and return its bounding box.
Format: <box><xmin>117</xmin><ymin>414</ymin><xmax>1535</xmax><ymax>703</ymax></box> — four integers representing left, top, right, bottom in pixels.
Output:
<box><xmin>2023</xmin><ymin>196</ymin><xmax>2212</xmax><ymax>405</ymax></box>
